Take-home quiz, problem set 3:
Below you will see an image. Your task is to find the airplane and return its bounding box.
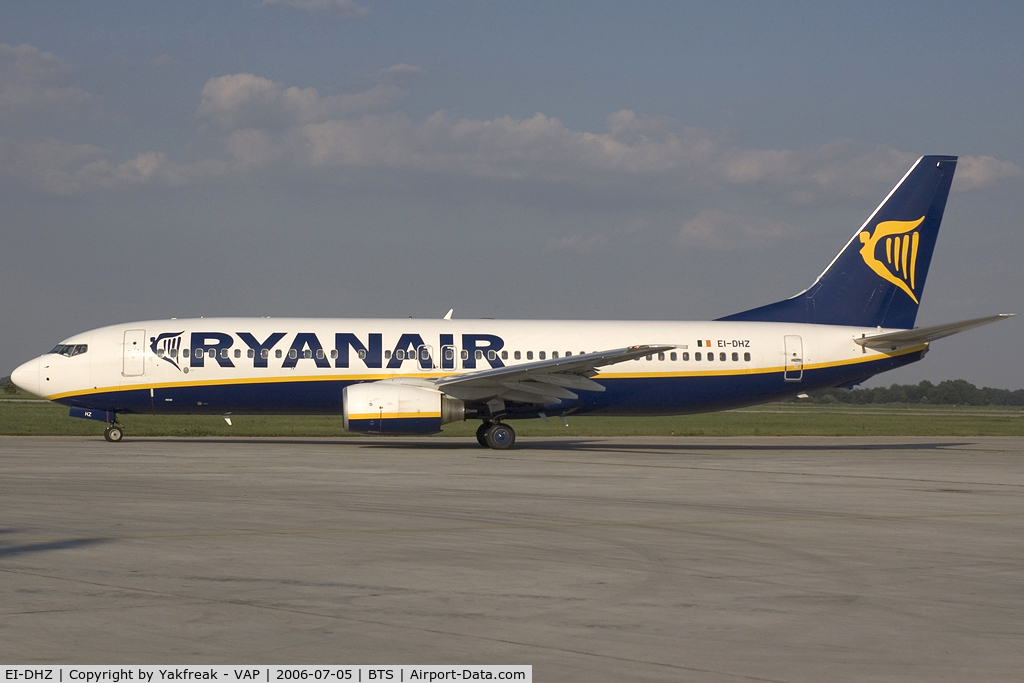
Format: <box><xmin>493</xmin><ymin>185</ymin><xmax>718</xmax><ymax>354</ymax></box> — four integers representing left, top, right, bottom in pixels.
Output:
<box><xmin>9</xmin><ymin>155</ymin><xmax>1014</xmax><ymax>449</ymax></box>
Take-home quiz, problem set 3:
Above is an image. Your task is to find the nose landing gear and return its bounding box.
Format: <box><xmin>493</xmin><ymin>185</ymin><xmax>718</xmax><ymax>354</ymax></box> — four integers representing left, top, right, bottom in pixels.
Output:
<box><xmin>476</xmin><ymin>421</ymin><xmax>516</xmax><ymax>450</ymax></box>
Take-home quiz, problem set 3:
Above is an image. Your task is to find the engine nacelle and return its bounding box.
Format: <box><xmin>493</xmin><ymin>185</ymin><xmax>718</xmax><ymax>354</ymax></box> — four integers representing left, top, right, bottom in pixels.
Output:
<box><xmin>343</xmin><ymin>380</ymin><xmax>465</xmax><ymax>434</ymax></box>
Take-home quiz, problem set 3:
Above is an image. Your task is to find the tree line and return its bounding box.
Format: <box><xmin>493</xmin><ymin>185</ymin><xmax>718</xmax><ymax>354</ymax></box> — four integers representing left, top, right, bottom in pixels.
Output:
<box><xmin>801</xmin><ymin>380</ymin><xmax>1024</xmax><ymax>406</ymax></box>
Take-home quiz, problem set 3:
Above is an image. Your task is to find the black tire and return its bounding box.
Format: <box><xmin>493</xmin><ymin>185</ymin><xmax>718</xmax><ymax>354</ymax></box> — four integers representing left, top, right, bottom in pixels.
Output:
<box><xmin>484</xmin><ymin>423</ymin><xmax>515</xmax><ymax>450</ymax></box>
<box><xmin>476</xmin><ymin>422</ymin><xmax>491</xmax><ymax>447</ymax></box>
<box><xmin>104</xmin><ymin>426</ymin><xmax>124</xmax><ymax>442</ymax></box>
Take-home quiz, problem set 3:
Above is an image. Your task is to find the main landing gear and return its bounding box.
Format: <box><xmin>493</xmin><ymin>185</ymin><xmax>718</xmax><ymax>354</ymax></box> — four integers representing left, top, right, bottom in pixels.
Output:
<box><xmin>476</xmin><ymin>421</ymin><xmax>516</xmax><ymax>450</ymax></box>
<box><xmin>104</xmin><ymin>423</ymin><xmax>124</xmax><ymax>442</ymax></box>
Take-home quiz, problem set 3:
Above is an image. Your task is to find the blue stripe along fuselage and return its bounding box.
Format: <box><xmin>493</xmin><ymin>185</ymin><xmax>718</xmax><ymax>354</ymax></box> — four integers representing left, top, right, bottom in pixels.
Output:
<box><xmin>53</xmin><ymin>350</ymin><xmax>923</xmax><ymax>418</ymax></box>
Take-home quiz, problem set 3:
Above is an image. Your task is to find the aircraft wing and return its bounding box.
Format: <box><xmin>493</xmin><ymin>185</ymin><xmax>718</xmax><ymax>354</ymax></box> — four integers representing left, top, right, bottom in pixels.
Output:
<box><xmin>854</xmin><ymin>314</ymin><xmax>1015</xmax><ymax>350</ymax></box>
<box><xmin>435</xmin><ymin>344</ymin><xmax>676</xmax><ymax>405</ymax></box>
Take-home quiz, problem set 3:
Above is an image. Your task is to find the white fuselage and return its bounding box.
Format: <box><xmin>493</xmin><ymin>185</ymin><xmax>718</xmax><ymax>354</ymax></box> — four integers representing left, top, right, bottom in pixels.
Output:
<box><xmin>12</xmin><ymin>317</ymin><xmax>925</xmax><ymax>419</ymax></box>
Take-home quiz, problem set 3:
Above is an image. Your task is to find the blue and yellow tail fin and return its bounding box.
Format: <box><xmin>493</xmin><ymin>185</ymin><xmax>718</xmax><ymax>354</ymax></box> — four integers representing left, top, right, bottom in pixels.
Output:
<box><xmin>719</xmin><ymin>155</ymin><xmax>958</xmax><ymax>329</ymax></box>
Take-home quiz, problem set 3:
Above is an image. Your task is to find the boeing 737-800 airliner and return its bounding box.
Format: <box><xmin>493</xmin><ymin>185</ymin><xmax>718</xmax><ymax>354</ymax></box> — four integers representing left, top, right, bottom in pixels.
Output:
<box><xmin>10</xmin><ymin>155</ymin><xmax>1013</xmax><ymax>448</ymax></box>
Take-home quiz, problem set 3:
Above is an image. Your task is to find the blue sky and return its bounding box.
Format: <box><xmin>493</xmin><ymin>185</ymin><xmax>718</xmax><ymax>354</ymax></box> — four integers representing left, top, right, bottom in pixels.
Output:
<box><xmin>2</xmin><ymin>1</ymin><xmax>1022</xmax><ymax>388</ymax></box>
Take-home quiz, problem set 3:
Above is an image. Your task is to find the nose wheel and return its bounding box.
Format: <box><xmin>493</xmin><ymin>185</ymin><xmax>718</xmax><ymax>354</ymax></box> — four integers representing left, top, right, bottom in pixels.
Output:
<box><xmin>104</xmin><ymin>424</ymin><xmax>124</xmax><ymax>442</ymax></box>
<box><xmin>476</xmin><ymin>421</ymin><xmax>515</xmax><ymax>450</ymax></box>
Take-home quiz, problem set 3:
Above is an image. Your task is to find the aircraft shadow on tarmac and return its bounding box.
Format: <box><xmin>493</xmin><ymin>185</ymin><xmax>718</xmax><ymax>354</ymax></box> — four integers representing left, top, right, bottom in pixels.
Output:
<box><xmin>0</xmin><ymin>536</ymin><xmax>107</xmax><ymax>559</ymax></box>
<box><xmin>133</xmin><ymin>437</ymin><xmax>973</xmax><ymax>453</ymax></box>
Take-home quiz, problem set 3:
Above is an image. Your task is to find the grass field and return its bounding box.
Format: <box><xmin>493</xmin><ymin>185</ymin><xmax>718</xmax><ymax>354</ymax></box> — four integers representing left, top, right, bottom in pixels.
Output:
<box><xmin>3</xmin><ymin>391</ymin><xmax>1022</xmax><ymax>437</ymax></box>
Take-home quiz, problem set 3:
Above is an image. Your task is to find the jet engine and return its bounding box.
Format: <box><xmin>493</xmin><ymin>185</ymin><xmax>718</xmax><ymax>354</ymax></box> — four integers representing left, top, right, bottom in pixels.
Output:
<box><xmin>343</xmin><ymin>380</ymin><xmax>465</xmax><ymax>434</ymax></box>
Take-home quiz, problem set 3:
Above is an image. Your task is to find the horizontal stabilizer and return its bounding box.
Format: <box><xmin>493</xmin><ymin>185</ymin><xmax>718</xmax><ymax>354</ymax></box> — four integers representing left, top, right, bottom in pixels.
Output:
<box><xmin>854</xmin><ymin>314</ymin><xmax>1015</xmax><ymax>350</ymax></box>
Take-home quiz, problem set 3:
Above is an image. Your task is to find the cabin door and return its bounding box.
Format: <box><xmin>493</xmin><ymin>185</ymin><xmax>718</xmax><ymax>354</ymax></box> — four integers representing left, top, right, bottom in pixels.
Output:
<box><xmin>784</xmin><ymin>335</ymin><xmax>803</xmax><ymax>382</ymax></box>
<box><xmin>122</xmin><ymin>329</ymin><xmax>147</xmax><ymax>377</ymax></box>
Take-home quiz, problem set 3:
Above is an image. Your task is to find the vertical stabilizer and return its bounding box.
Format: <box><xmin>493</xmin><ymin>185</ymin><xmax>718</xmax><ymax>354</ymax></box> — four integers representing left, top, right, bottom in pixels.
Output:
<box><xmin>719</xmin><ymin>155</ymin><xmax>957</xmax><ymax>329</ymax></box>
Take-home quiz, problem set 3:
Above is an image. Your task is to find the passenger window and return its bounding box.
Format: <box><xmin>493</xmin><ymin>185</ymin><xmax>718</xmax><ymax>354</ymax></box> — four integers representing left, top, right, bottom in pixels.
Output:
<box><xmin>708</xmin><ymin>353</ymin><xmax>714</xmax><ymax>361</ymax></box>
<box><xmin>444</xmin><ymin>348</ymin><xmax>454</xmax><ymax>361</ymax></box>
<box><xmin>720</xmin><ymin>352</ymin><xmax>726</xmax><ymax>361</ymax></box>
<box><xmin>195</xmin><ymin>349</ymin><xmax>203</xmax><ymax>359</ymax></box>
<box><xmin>646</xmin><ymin>354</ymin><xmax>652</xmax><ymax>361</ymax></box>
<box><xmin>475</xmin><ymin>350</ymin><xmax>483</xmax><ymax>360</ymax></box>
<box><xmin>487</xmin><ymin>350</ymin><xmax>496</xmax><ymax>361</ymax></box>
<box><xmin>261</xmin><ymin>349</ymin><xmax>269</xmax><ymax>359</ymax></box>
<box><xmin>565</xmin><ymin>351</ymin><xmax>571</xmax><ymax>357</ymax></box>
<box><xmin>316</xmin><ymin>349</ymin><xmax>324</xmax><ymax>360</ymax></box>
<box><xmin>183</xmin><ymin>349</ymin><xmax>190</xmax><ymax>358</ymax></box>
<box><xmin>681</xmin><ymin>352</ymin><xmax>688</xmax><ymax>361</ymax></box>
<box><xmin>384</xmin><ymin>350</ymin><xmax>392</xmax><ymax>359</ymax></box>
<box><xmin>421</xmin><ymin>348</ymin><xmax>429</xmax><ymax>361</ymax></box>
<box><xmin>247</xmin><ymin>349</ymin><xmax>255</xmax><ymax>358</ymax></box>
<box><xmin>275</xmin><ymin>349</ymin><xmax>283</xmax><ymax>359</ymax></box>
<box><xmin>552</xmin><ymin>351</ymin><xmax>559</xmax><ymax>359</ymax></box>
<box><xmin>358</xmin><ymin>349</ymin><xmax>367</xmax><ymax>359</ymax></box>
<box><xmin>303</xmin><ymin>349</ymin><xmax>312</xmax><ymax>359</ymax></box>
<box><xmin>695</xmin><ymin>352</ymin><xmax>701</xmax><ymax>361</ymax></box>
<box><xmin>170</xmin><ymin>348</ymin><xmax>178</xmax><ymax>358</ymax></box>
<box><xmin>461</xmin><ymin>350</ymin><xmax>469</xmax><ymax>360</ymax></box>
<box><xmin>514</xmin><ymin>351</ymin><xmax>521</xmax><ymax>360</ymax></box>
<box><xmin>501</xmin><ymin>351</ymin><xmax>508</xmax><ymax>360</ymax></box>
<box><xmin>396</xmin><ymin>349</ymin><xmax>405</xmax><ymax>360</ymax></box>
<box><xmin>289</xmin><ymin>349</ymin><xmax>298</xmax><ymax>360</ymax></box>
<box><xmin>744</xmin><ymin>352</ymin><xmax>751</xmax><ymax>361</ymax></box>
<box><xmin>330</xmin><ymin>349</ymin><xmax>338</xmax><ymax>359</ymax></box>
<box><xmin>658</xmin><ymin>352</ymin><xmax>665</xmax><ymax>361</ymax></box>
<box><xmin>526</xmin><ymin>351</ymin><xmax>533</xmax><ymax>360</ymax></box>
<box><xmin>732</xmin><ymin>352</ymin><xmax>738</xmax><ymax>361</ymax></box>
<box><xmin>156</xmin><ymin>349</ymin><xmax>165</xmax><ymax>358</ymax></box>
<box><xmin>220</xmin><ymin>349</ymin><xmax>228</xmax><ymax>359</ymax></box>
<box><xmin>539</xmin><ymin>351</ymin><xmax>546</xmax><ymax>360</ymax></box>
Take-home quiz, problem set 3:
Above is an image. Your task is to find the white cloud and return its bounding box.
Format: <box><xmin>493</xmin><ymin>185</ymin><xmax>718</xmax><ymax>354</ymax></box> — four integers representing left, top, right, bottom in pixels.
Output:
<box><xmin>198</xmin><ymin>73</ymin><xmax>403</xmax><ymax>128</ymax></box>
<box><xmin>7</xmin><ymin>65</ymin><xmax>1021</xmax><ymax>201</ymax></box>
<box><xmin>264</xmin><ymin>109</ymin><xmax>721</xmax><ymax>180</ymax></box>
<box><xmin>375</xmin><ymin>63</ymin><xmax>424</xmax><ymax>81</ymax></box>
<box><xmin>0</xmin><ymin>137</ymin><xmax>226</xmax><ymax>195</ymax></box>
<box><xmin>545</xmin><ymin>220</ymin><xmax>645</xmax><ymax>256</ymax></box>
<box><xmin>545</xmin><ymin>233</ymin><xmax>610</xmax><ymax>255</ymax></box>
<box><xmin>952</xmin><ymin>155</ymin><xmax>1023</xmax><ymax>192</ymax></box>
<box><xmin>0</xmin><ymin>43</ymin><xmax>95</xmax><ymax>122</ymax></box>
<box><xmin>258</xmin><ymin>0</ymin><xmax>368</xmax><ymax>17</ymax></box>
<box><xmin>676</xmin><ymin>210</ymin><xmax>798</xmax><ymax>250</ymax></box>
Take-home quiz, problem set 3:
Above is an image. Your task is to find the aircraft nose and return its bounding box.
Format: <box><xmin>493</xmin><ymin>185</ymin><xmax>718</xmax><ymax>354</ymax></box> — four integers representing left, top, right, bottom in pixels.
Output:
<box><xmin>11</xmin><ymin>357</ymin><xmax>42</xmax><ymax>396</ymax></box>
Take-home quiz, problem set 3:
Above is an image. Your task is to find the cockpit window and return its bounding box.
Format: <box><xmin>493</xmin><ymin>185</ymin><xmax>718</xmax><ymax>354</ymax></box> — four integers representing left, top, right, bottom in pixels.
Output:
<box><xmin>49</xmin><ymin>344</ymin><xmax>88</xmax><ymax>357</ymax></box>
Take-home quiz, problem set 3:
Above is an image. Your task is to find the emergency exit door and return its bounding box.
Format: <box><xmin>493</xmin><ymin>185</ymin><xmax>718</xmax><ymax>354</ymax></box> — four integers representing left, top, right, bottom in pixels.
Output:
<box><xmin>784</xmin><ymin>335</ymin><xmax>803</xmax><ymax>381</ymax></box>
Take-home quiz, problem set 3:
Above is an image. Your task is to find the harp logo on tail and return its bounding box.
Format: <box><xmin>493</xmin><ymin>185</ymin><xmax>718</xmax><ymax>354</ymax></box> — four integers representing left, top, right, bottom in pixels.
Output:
<box><xmin>858</xmin><ymin>216</ymin><xmax>925</xmax><ymax>304</ymax></box>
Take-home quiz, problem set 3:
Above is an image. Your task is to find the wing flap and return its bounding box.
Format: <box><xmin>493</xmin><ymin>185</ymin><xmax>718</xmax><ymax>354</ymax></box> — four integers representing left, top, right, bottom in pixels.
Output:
<box><xmin>435</xmin><ymin>344</ymin><xmax>675</xmax><ymax>405</ymax></box>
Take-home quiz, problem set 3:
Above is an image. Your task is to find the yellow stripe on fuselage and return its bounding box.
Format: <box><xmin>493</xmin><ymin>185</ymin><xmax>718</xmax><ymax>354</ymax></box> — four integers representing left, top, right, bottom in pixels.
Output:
<box><xmin>348</xmin><ymin>412</ymin><xmax>441</xmax><ymax>420</ymax></box>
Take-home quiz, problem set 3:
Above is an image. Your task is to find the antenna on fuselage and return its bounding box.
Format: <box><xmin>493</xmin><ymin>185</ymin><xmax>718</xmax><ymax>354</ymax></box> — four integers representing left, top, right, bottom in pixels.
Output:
<box><xmin>443</xmin><ymin>309</ymin><xmax>454</xmax><ymax>320</ymax></box>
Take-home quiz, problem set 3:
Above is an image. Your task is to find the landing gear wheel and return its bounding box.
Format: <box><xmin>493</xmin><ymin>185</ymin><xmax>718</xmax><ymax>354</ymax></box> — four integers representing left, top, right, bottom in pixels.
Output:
<box><xmin>484</xmin><ymin>423</ymin><xmax>515</xmax><ymax>450</ymax></box>
<box><xmin>104</xmin><ymin>425</ymin><xmax>123</xmax><ymax>442</ymax></box>
<box><xmin>475</xmin><ymin>422</ymin><xmax>491</xmax><ymax>448</ymax></box>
